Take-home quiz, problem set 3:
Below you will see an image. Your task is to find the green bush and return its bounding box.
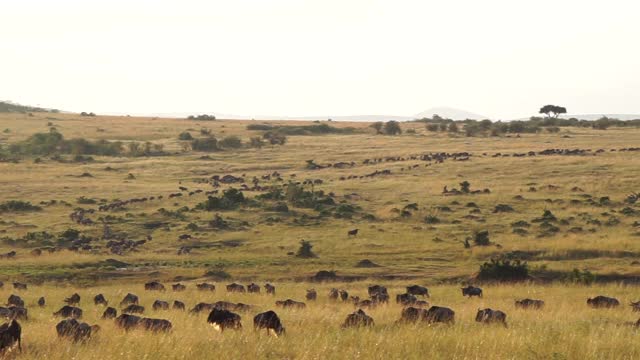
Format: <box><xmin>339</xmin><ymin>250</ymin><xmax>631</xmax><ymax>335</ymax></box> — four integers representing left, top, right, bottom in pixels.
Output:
<box><xmin>178</xmin><ymin>132</ymin><xmax>194</xmax><ymax>141</ymax></box>
<box><xmin>197</xmin><ymin>188</ymin><xmax>246</xmax><ymax>211</ymax></box>
<box><xmin>0</xmin><ymin>200</ymin><xmax>42</xmax><ymax>213</ymax></box>
<box><xmin>219</xmin><ymin>136</ymin><xmax>242</xmax><ymax>149</ymax></box>
<box><xmin>296</xmin><ymin>240</ymin><xmax>317</xmax><ymax>258</ymax></box>
<box><xmin>478</xmin><ymin>259</ymin><xmax>529</xmax><ymax>281</ymax></box>
<box><xmin>191</xmin><ymin>136</ymin><xmax>219</xmax><ymax>152</ymax></box>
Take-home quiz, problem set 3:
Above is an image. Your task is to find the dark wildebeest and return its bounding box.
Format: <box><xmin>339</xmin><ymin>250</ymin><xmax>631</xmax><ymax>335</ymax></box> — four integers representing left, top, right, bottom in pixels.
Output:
<box><xmin>355</xmin><ymin>299</ymin><xmax>376</xmax><ymax>309</ymax></box>
<box><xmin>94</xmin><ymin>294</ymin><xmax>108</xmax><ymax>306</ymax></box>
<box><xmin>275</xmin><ymin>299</ymin><xmax>306</xmax><ymax>309</ymax></box>
<box><xmin>54</xmin><ymin>306</ymin><xmax>83</xmax><ymax>319</ymax></box>
<box><xmin>190</xmin><ymin>303</ymin><xmax>214</xmax><ymax>314</ymax></box>
<box><xmin>347</xmin><ymin>229</ymin><xmax>359</xmax><ymax>237</ymax></box>
<box><xmin>587</xmin><ymin>296</ymin><xmax>620</xmax><ymax>308</ymax></box>
<box><xmin>328</xmin><ymin>288</ymin><xmax>340</xmax><ymax>301</ymax></box>
<box><xmin>406</xmin><ymin>285</ymin><xmax>430</xmax><ymax>297</ymax></box>
<box><xmin>424</xmin><ymin>306</ymin><xmax>455</xmax><ymax>324</ymax></box>
<box><xmin>254</xmin><ymin>310</ymin><xmax>285</xmax><ymax>337</ymax></box>
<box><xmin>461</xmin><ymin>286</ymin><xmax>483</xmax><ymax>298</ymax></box>
<box><xmin>172</xmin><ymin>283</ymin><xmax>186</xmax><ymax>292</ymax></box>
<box><xmin>476</xmin><ymin>308</ymin><xmax>508</xmax><ymax>327</ymax></box>
<box><xmin>396</xmin><ymin>293</ymin><xmax>418</xmax><ymax>306</ymax></box>
<box><xmin>140</xmin><ymin>318</ymin><xmax>172</xmax><ymax>332</ymax></box>
<box><xmin>234</xmin><ymin>303</ymin><xmax>253</xmax><ymax>312</ymax></box>
<box><xmin>630</xmin><ymin>301</ymin><xmax>640</xmax><ymax>312</ymax></box>
<box><xmin>7</xmin><ymin>307</ymin><xmax>27</xmax><ymax>321</ymax></box>
<box><xmin>102</xmin><ymin>307</ymin><xmax>117</xmax><ymax>319</ymax></box>
<box><xmin>306</xmin><ymin>289</ymin><xmax>317</xmax><ymax>301</ymax></box>
<box><xmin>7</xmin><ymin>295</ymin><xmax>24</xmax><ymax>308</ymax></box>
<box><xmin>152</xmin><ymin>300</ymin><xmax>169</xmax><ymax>311</ymax></box>
<box><xmin>247</xmin><ymin>283</ymin><xmax>261</xmax><ymax>293</ymax></box>
<box><xmin>400</xmin><ymin>307</ymin><xmax>428</xmax><ymax>323</ymax></box>
<box><xmin>342</xmin><ymin>309</ymin><xmax>374</xmax><ymax>328</ymax></box>
<box><xmin>145</xmin><ymin>281</ymin><xmax>166</xmax><ymax>291</ymax></box>
<box><xmin>226</xmin><ymin>283</ymin><xmax>246</xmax><ymax>293</ymax></box>
<box><xmin>339</xmin><ymin>290</ymin><xmax>349</xmax><ymax>302</ymax></box>
<box><xmin>64</xmin><ymin>293</ymin><xmax>81</xmax><ymax>306</ymax></box>
<box><xmin>207</xmin><ymin>308</ymin><xmax>242</xmax><ymax>332</ymax></box>
<box><xmin>0</xmin><ymin>319</ymin><xmax>21</xmax><ymax>353</ymax></box>
<box><xmin>196</xmin><ymin>283</ymin><xmax>216</xmax><ymax>292</ymax></box>
<box><xmin>264</xmin><ymin>283</ymin><xmax>276</xmax><ymax>295</ymax></box>
<box><xmin>515</xmin><ymin>299</ymin><xmax>545</xmax><ymax>310</ymax></box>
<box><xmin>213</xmin><ymin>301</ymin><xmax>237</xmax><ymax>311</ymax></box>
<box><xmin>56</xmin><ymin>319</ymin><xmax>100</xmax><ymax>342</ymax></box>
<box><xmin>120</xmin><ymin>293</ymin><xmax>139</xmax><ymax>307</ymax></box>
<box><xmin>123</xmin><ymin>304</ymin><xmax>145</xmax><ymax>314</ymax></box>
<box><xmin>368</xmin><ymin>285</ymin><xmax>388</xmax><ymax>298</ymax></box>
<box><xmin>12</xmin><ymin>283</ymin><xmax>27</xmax><ymax>291</ymax></box>
<box><xmin>173</xmin><ymin>301</ymin><xmax>186</xmax><ymax>311</ymax></box>
<box><xmin>115</xmin><ymin>314</ymin><xmax>141</xmax><ymax>331</ymax></box>
<box><xmin>37</xmin><ymin>297</ymin><xmax>45</xmax><ymax>307</ymax></box>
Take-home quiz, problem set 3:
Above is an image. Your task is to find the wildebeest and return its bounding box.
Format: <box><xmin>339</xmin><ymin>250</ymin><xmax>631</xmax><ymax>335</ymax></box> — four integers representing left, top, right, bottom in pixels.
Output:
<box><xmin>406</xmin><ymin>285</ymin><xmax>430</xmax><ymax>297</ymax></box>
<box><xmin>299</xmin><ymin>290</ymin><xmax>314</xmax><ymax>303</ymax></box>
<box><xmin>339</xmin><ymin>290</ymin><xmax>349</xmax><ymax>302</ymax></box>
<box><xmin>56</xmin><ymin>319</ymin><xmax>100</xmax><ymax>342</ymax></box>
<box><xmin>115</xmin><ymin>314</ymin><xmax>172</xmax><ymax>332</ymax></box>
<box><xmin>6</xmin><ymin>307</ymin><xmax>26</xmax><ymax>321</ymax></box>
<box><xmin>94</xmin><ymin>294</ymin><xmax>108</xmax><ymax>306</ymax></box>
<box><xmin>172</xmin><ymin>283</ymin><xmax>186</xmax><ymax>292</ymax></box>
<box><xmin>226</xmin><ymin>283</ymin><xmax>246</xmax><ymax>293</ymax></box>
<box><xmin>342</xmin><ymin>309</ymin><xmax>374</xmax><ymax>328</ymax></box>
<box><xmin>120</xmin><ymin>293</ymin><xmax>139</xmax><ymax>306</ymax></box>
<box><xmin>115</xmin><ymin>314</ymin><xmax>141</xmax><ymax>331</ymax></box>
<box><xmin>152</xmin><ymin>300</ymin><xmax>170</xmax><ymax>311</ymax></box>
<box><xmin>145</xmin><ymin>281</ymin><xmax>166</xmax><ymax>291</ymax></box>
<box><xmin>196</xmin><ymin>283</ymin><xmax>216</xmax><ymax>292</ymax></box>
<box><xmin>12</xmin><ymin>283</ymin><xmax>27</xmax><ymax>290</ymax></box>
<box><xmin>347</xmin><ymin>229</ymin><xmax>359</xmax><ymax>237</ymax></box>
<box><xmin>461</xmin><ymin>285</ymin><xmax>483</xmax><ymax>298</ymax></box>
<box><xmin>424</xmin><ymin>306</ymin><xmax>455</xmax><ymax>324</ymax></box>
<box><xmin>396</xmin><ymin>293</ymin><xmax>418</xmax><ymax>306</ymax></box>
<box><xmin>476</xmin><ymin>308</ymin><xmax>508</xmax><ymax>327</ymax></box>
<box><xmin>7</xmin><ymin>295</ymin><xmax>24</xmax><ymax>308</ymax></box>
<box><xmin>264</xmin><ymin>283</ymin><xmax>276</xmax><ymax>295</ymax></box>
<box><xmin>123</xmin><ymin>304</ymin><xmax>145</xmax><ymax>314</ymax></box>
<box><xmin>54</xmin><ymin>306</ymin><xmax>83</xmax><ymax>319</ymax></box>
<box><xmin>37</xmin><ymin>297</ymin><xmax>45</xmax><ymax>307</ymax></box>
<box><xmin>173</xmin><ymin>301</ymin><xmax>186</xmax><ymax>311</ymax></box>
<box><xmin>247</xmin><ymin>283</ymin><xmax>261</xmax><ymax>293</ymax></box>
<box><xmin>207</xmin><ymin>308</ymin><xmax>242</xmax><ymax>332</ymax></box>
<box><xmin>275</xmin><ymin>299</ymin><xmax>306</xmax><ymax>309</ymax></box>
<box><xmin>329</xmin><ymin>288</ymin><xmax>340</xmax><ymax>301</ymax></box>
<box><xmin>0</xmin><ymin>319</ymin><xmax>21</xmax><ymax>353</ymax></box>
<box><xmin>254</xmin><ymin>310</ymin><xmax>285</xmax><ymax>337</ymax></box>
<box><xmin>587</xmin><ymin>296</ymin><xmax>620</xmax><ymax>308</ymax></box>
<box><xmin>368</xmin><ymin>285</ymin><xmax>388</xmax><ymax>298</ymax></box>
<box><xmin>190</xmin><ymin>302</ymin><xmax>215</xmax><ymax>314</ymax></box>
<box><xmin>102</xmin><ymin>307</ymin><xmax>117</xmax><ymax>319</ymax></box>
<box><xmin>630</xmin><ymin>301</ymin><xmax>640</xmax><ymax>312</ymax></box>
<box><xmin>515</xmin><ymin>298</ymin><xmax>545</xmax><ymax>310</ymax></box>
<box><xmin>400</xmin><ymin>307</ymin><xmax>428</xmax><ymax>323</ymax></box>
<box><xmin>64</xmin><ymin>293</ymin><xmax>81</xmax><ymax>306</ymax></box>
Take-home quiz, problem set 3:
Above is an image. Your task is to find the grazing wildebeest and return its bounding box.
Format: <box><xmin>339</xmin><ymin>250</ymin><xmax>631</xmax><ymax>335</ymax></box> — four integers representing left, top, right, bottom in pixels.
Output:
<box><xmin>37</xmin><ymin>297</ymin><xmax>45</xmax><ymax>307</ymax></box>
<box><xmin>152</xmin><ymin>300</ymin><xmax>170</xmax><ymax>311</ymax></box>
<box><xmin>328</xmin><ymin>288</ymin><xmax>340</xmax><ymax>301</ymax></box>
<box><xmin>234</xmin><ymin>303</ymin><xmax>253</xmax><ymax>312</ymax></box>
<box><xmin>102</xmin><ymin>307</ymin><xmax>117</xmax><ymax>319</ymax></box>
<box><xmin>515</xmin><ymin>299</ymin><xmax>545</xmax><ymax>310</ymax></box>
<box><xmin>7</xmin><ymin>295</ymin><xmax>24</xmax><ymax>308</ymax></box>
<box><xmin>424</xmin><ymin>306</ymin><xmax>455</xmax><ymax>324</ymax></box>
<box><xmin>54</xmin><ymin>305</ymin><xmax>83</xmax><ymax>319</ymax></box>
<box><xmin>0</xmin><ymin>319</ymin><xmax>21</xmax><ymax>353</ymax></box>
<box><xmin>12</xmin><ymin>283</ymin><xmax>27</xmax><ymax>290</ymax></box>
<box><xmin>264</xmin><ymin>283</ymin><xmax>276</xmax><ymax>295</ymax></box>
<box><xmin>339</xmin><ymin>290</ymin><xmax>349</xmax><ymax>302</ymax></box>
<box><xmin>207</xmin><ymin>308</ymin><xmax>242</xmax><ymax>332</ymax></box>
<box><xmin>275</xmin><ymin>299</ymin><xmax>306</xmax><ymax>309</ymax></box>
<box><xmin>406</xmin><ymin>285</ymin><xmax>430</xmax><ymax>297</ymax></box>
<box><xmin>368</xmin><ymin>285</ymin><xmax>388</xmax><ymax>298</ymax></box>
<box><xmin>400</xmin><ymin>307</ymin><xmax>428</xmax><ymax>323</ymax></box>
<box><xmin>173</xmin><ymin>301</ymin><xmax>186</xmax><ymax>311</ymax></box>
<box><xmin>94</xmin><ymin>294</ymin><xmax>108</xmax><ymax>306</ymax></box>
<box><xmin>120</xmin><ymin>293</ymin><xmax>139</xmax><ymax>306</ymax></box>
<box><xmin>226</xmin><ymin>283</ymin><xmax>246</xmax><ymax>293</ymax></box>
<box><xmin>347</xmin><ymin>229</ymin><xmax>359</xmax><ymax>237</ymax></box>
<box><xmin>190</xmin><ymin>303</ymin><xmax>214</xmax><ymax>314</ymax></box>
<box><xmin>476</xmin><ymin>308</ymin><xmax>508</xmax><ymax>327</ymax></box>
<box><xmin>7</xmin><ymin>307</ymin><xmax>27</xmax><ymax>321</ymax></box>
<box><xmin>123</xmin><ymin>304</ymin><xmax>145</xmax><ymax>314</ymax></box>
<box><xmin>172</xmin><ymin>283</ymin><xmax>186</xmax><ymax>292</ymax></box>
<box><xmin>342</xmin><ymin>309</ymin><xmax>374</xmax><ymax>328</ymax></box>
<box><xmin>396</xmin><ymin>293</ymin><xmax>418</xmax><ymax>306</ymax></box>
<box><xmin>630</xmin><ymin>301</ymin><xmax>640</xmax><ymax>312</ymax></box>
<box><xmin>306</xmin><ymin>289</ymin><xmax>317</xmax><ymax>301</ymax></box>
<box><xmin>461</xmin><ymin>285</ymin><xmax>483</xmax><ymax>298</ymax></box>
<box><xmin>140</xmin><ymin>318</ymin><xmax>172</xmax><ymax>332</ymax></box>
<box><xmin>355</xmin><ymin>299</ymin><xmax>376</xmax><ymax>309</ymax></box>
<box><xmin>64</xmin><ymin>293</ymin><xmax>81</xmax><ymax>306</ymax></box>
<box><xmin>587</xmin><ymin>296</ymin><xmax>620</xmax><ymax>308</ymax></box>
<box><xmin>247</xmin><ymin>283</ymin><xmax>261</xmax><ymax>293</ymax></box>
<box><xmin>196</xmin><ymin>283</ymin><xmax>216</xmax><ymax>292</ymax></box>
<box><xmin>115</xmin><ymin>314</ymin><xmax>141</xmax><ymax>331</ymax></box>
<box><xmin>254</xmin><ymin>310</ymin><xmax>285</xmax><ymax>337</ymax></box>
<box><xmin>56</xmin><ymin>319</ymin><xmax>100</xmax><ymax>342</ymax></box>
<box><xmin>145</xmin><ymin>281</ymin><xmax>166</xmax><ymax>291</ymax></box>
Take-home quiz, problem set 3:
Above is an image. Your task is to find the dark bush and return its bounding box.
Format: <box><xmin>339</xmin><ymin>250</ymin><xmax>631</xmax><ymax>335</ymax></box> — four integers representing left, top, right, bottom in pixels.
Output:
<box><xmin>191</xmin><ymin>136</ymin><xmax>219</xmax><ymax>152</ymax></box>
<box><xmin>219</xmin><ymin>136</ymin><xmax>242</xmax><ymax>149</ymax></box>
<box><xmin>473</xmin><ymin>230</ymin><xmax>491</xmax><ymax>246</ymax></box>
<box><xmin>197</xmin><ymin>188</ymin><xmax>246</xmax><ymax>211</ymax></box>
<box><xmin>0</xmin><ymin>200</ymin><xmax>42</xmax><ymax>213</ymax></box>
<box><xmin>478</xmin><ymin>259</ymin><xmax>529</xmax><ymax>281</ymax></box>
<box><xmin>178</xmin><ymin>132</ymin><xmax>194</xmax><ymax>141</ymax></box>
<box><xmin>296</xmin><ymin>240</ymin><xmax>317</xmax><ymax>258</ymax></box>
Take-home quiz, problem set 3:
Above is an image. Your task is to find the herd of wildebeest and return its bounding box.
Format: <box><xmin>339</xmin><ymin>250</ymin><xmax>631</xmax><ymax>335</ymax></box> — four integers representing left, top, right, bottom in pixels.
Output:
<box><xmin>1</xmin><ymin>280</ymin><xmax>640</xmax><ymax>355</ymax></box>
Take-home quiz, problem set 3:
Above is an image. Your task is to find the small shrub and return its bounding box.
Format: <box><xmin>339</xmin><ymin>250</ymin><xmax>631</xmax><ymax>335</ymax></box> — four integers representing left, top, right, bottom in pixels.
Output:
<box><xmin>178</xmin><ymin>132</ymin><xmax>194</xmax><ymax>141</ymax></box>
<box><xmin>191</xmin><ymin>136</ymin><xmax>219</xmax><ymax>152</ymax></box>
<box><xmin>473</xmin><ymin>230</ymin><xmax>491</xmax><ymax>246</ymax></box>
<box><xmin>0</xmin><ymin>200</ymin><xmax>42</xmax><ymax>213</ymax></box>
<box><xmin>296</xmin><ymin>240</ymin><xmax>317</xmax><ymax>258</ymax></box>
<box><xmin>478</xmin><ymin>259</ymin><xmax>529</xmax><ymax>281</ymax></box>
<box><xmin>219</xmin><ymin>136</ymin><xmax>242</xmax><ymax>149</ymax></box>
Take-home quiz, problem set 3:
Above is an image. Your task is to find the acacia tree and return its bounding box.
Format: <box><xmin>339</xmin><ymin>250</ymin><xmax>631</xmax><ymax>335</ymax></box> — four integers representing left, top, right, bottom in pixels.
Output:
<box><xmin>383</xmin><ymin>121</ymin><xmax>402</xmax><ymax>135</ymax></box>
<box><xmin>539</xmin><ymin>105</ymin><xmax>567</xmax><ymax>118</ymax></box>
<box><xmin>370</xmin><ymin>122</ymin><xmax>384</xmax><ymax>134</ymax></box>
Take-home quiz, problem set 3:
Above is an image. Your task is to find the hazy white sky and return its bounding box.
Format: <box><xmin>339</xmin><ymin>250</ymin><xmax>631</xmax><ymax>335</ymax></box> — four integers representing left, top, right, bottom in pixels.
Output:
<box><xmin>2</xmin><ymin>0</ymin><xmax>639</xmax><ymax>119</ymax></box>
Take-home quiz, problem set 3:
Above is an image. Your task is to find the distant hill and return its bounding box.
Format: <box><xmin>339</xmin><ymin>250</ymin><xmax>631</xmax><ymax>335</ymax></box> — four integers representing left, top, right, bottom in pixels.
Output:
<box><xmin>0</xmin><ymin>100</ymin><xmax>60</xmax><ymax>114</ymax></box>
<box><xmin>561</xmin><ymin>114</ymin><xmax>640</xmax><ymax>121</ymax></box>
<box><xmin>413</xmin><ymin>107</ymin><xmax>488</xmax><ymax>120</ymax></box>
